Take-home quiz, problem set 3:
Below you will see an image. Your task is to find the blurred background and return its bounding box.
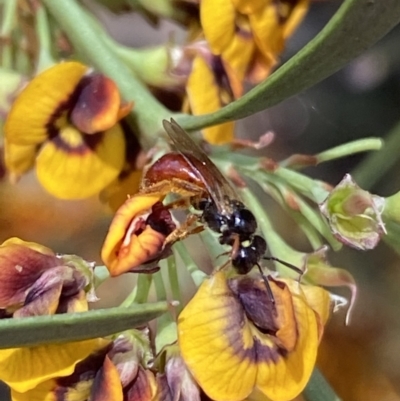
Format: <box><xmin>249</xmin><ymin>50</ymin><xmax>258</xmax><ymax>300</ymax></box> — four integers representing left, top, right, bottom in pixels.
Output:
<box><xmin>1</xmin><ymin>1</ymin><xmax>400</xmax><ymax>400</ymax></box>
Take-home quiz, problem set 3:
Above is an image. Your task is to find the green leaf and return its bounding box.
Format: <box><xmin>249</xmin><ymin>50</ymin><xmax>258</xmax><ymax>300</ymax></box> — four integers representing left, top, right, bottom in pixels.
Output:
<box><xmin>177</xmin><ymin>0</ymin><xmax>400</xmax><ymax>130</ymax></box>
<box><xmin>0</xmin><ymin>302</ymin><xmax>168</xmax><ymax>349</ymax></box>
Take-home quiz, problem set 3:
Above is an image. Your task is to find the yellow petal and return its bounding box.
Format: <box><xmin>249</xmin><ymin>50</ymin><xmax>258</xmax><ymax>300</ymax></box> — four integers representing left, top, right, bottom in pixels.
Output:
<box><xmin>179</xmin><ymin>273</ymin><xmax>320</xmax><ymax>401</ymax></box>
<box><xmin>201</xmin><ymin>0</ymin><xmax>236</xmax><ymax>55</ymax></box>
<box><xmin>1</xmin><ymin>237</ymin><xmax>55</xmax><ymax>256</ymax></box>
<box><xmin>282</xmin><ymin>0</ymin><xmax>309</xmax><ymax>39</ymax></box>
<box><xmin>11</xmin><ymin>380</ymin><xmax>56</xmax><ymax>401</ymax></box>
<box><xmin>5</xmin><ymin>62</ymin><xmax>88</xmax><ymax>145</ymax></box>
<box><xmin>101</xmin><ymin>193</ymin><xmax>166</xmax><ymax>276</ymax></box>
<box><xmin>222</xmin><ymin>34</ymin><xmax>256</xmax><ymax>82</ymax></box>
<box><xmin>36</xmin><ymin>124</ymin><xmax>125</xmax><ymax>199</ymax></box>
<box><xmin>4</xmin><ymin>142</ymin><xmax>36</xmax><ymax>181</ymax></box>
<box><xmin>256</xmin><ymin>287</ymin><xmax>319</xmax><ymax>401</ymax></box>
<box><xmin>178</xmin><ymin>271</ymin><xmax>257</xmax><ymax>401</ymax></box>
<box><xmin>231</xmin><ymin>0</ymin><xmax>269</xmax><ymax>14</ymax></box>
<box><xmin>300</xmin><ymin>285</ymin><xmax>331</xmax><ymax>325</ymax></box>
<box><xmin>11</xmin><ymin>376</ymin><xmax>94</xmax><ymax>401</ymax></box>
<box><xmin>248</xmin><ymin>6</ymin><xmax>283</xmax><ymax>63</ymax></box>
<box><xmin>186</xmin><ymin>55</ymin><xmax>234</xmax><ymax>145</ymax></box>
<box><xmin>0</xmin><ymin>338</ymin><xmax>110</xmax><ymax>393</ymax></box>
<box><xmin>64</xmin><ymin>289</ymin><xmax>89</xmax><ymax>313</ymax></box>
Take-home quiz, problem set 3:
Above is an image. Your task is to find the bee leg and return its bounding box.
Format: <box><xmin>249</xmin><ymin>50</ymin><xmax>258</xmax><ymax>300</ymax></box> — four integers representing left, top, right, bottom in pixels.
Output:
<box><xmin>215</xmin><ymin>259</ymin><xmax>231</xmax><ymax>272</ymax></box>
<box><xmin>164</xmin><ymin>214</ymin><xmax>202</xmax><ymax>244</ymax></box>
<box><xmin>165</xmin><ymin>198</ymin><xmax>192</xmax><ymax>210</ymax></box>
<box><xmin>263</xmin><ymin>256</ymin><xmax>304</xmax><ymax>281</ymax></box>
<box><xmin>256</xmin><ymin>263</ymin><xmax>275</xmax><ymax>305</ymax></box>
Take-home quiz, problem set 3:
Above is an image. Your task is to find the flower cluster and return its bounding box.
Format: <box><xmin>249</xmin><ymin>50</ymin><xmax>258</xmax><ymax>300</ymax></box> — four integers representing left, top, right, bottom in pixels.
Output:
<box><xmin>3</xmin><ymin>0</ymin><xmax>309</xmax><ymax>200</ymax></box>
<box><xmin>0</xmin><ymin>235</ymin><xmax>332</xmax><ymax>401</ymax></box>
<box><xmin>177</xmin><ymin>0</ymin><xmax>310</xmax><ymax>144</ymax></box>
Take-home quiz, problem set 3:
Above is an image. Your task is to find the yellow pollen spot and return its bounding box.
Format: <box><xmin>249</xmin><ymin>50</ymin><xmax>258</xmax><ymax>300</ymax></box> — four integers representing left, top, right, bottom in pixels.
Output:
<box><xmin>59</xmin><ymin>126</ymin><xmax>84</xmax><ymax>147</ymax></box>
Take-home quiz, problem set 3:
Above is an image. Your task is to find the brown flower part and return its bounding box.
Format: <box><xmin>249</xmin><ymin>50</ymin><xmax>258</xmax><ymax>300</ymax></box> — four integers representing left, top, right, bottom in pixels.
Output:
<box><xmin>0</xmin><ymin>238</ymin><xmax>96</xmax><ymax>317</ymax></box>
<box><xmin>0</xmin><ymin>239</ymin><xmax>59</xmax><ymax>309</ymax></box>
<box><xmin>101</xmin><ymin>194</ymin><xmax>177</xmax><ymax>276</ymax></box>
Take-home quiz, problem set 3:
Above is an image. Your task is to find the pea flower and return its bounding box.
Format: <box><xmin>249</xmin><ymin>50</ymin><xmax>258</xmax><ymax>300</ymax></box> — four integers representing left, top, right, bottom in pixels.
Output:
<box><xmin>3</xmin><ymin>330</ymin><xmax>157</xmax><ymax>401</ymax></box>
<box><xmin>178</xmin><ymin>271</ymin><xmax>330</xmax><ymax>401</ymax></box>
<box><xmin>2</xmin><ymin>337</ymin><xmax>111</xmax><ymax>401</ymax></box>
<box><xmin>4</xmin><ymin>61</ymin><xmax>133</xmax><ymax>199</ymax></box>
<box><xmin>319</xmin><ymin>174</ymin><xmax>386</xmax><ymax>250</ymax></box>
<box><xmin>101</xmin><ymin>193</ymin><xmax>177</xmax><ymax>276</ymax></box>
<box><xmin>200</xmin><ymin>0</ymin><xmax>309</xmax><ymax>83</ymax></box>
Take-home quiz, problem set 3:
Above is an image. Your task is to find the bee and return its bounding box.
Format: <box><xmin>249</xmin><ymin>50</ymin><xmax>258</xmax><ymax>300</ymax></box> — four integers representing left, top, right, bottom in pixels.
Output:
<box><xmin>142</xmin><ymin>119</ymin><xmax>302</xmax><ymax>297</ymax></box>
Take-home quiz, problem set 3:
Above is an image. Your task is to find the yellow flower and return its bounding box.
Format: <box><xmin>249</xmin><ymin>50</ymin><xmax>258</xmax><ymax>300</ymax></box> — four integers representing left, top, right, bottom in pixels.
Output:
<box><xmin>101</xmin><ymin>193</ymin><xmax>177</xmax><ymax>276</ymax></box>
<box><xmin>4</xmin><ymin>339</ymin><xmax>111</xmax><ymax>401</ymax></box>
<box><xmin>4</xmin><ymin>62</ymin><xmax>133</xmax><ymax>199</ymax></box>
<box><xmin>1</xmin><ymin>328</ymin><xmax>158</xmax><ymax>401</ymax></box>
<box><xmin>185</xmin><ymin>47</ymin><xmax>242</xmax><ymax>145</ymax></box>
<box><xmin>200</xmin><ymin>0</ymin><xmax>309</xmax><ymax>83</ymax></box>
<box><xmin>178</xmin><ymin>271</ymin><xmax>330</xmax><ymax>401</ymax></box>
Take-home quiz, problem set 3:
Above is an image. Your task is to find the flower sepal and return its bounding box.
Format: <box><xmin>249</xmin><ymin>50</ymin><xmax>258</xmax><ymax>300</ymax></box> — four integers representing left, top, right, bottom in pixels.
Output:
<box><xmin>319</xmin><ymin>174</ymin><xmax>386</xmax><ymax>250</ymax></box>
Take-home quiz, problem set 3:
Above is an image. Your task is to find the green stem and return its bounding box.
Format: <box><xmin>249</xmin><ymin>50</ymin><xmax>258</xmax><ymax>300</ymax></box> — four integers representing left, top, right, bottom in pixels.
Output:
<box><xmin>42</xmin><ymin>0</ymin><xmax>171</xmax><ymax>148</ymax></box>
<box><xmin>153</xmin><ymin>270</ymin><xmax>167</xmax><ymax>300</ymax></box>
<box><xmin>93</xmin><ymin>265</ymin><xmax>110</xmax><ymax>288</ymax></box>
<box><xmin>173</xmin><ymin>242</ymin><xmax>207</xmax><ymax>287</ymax></box>
<box><xmin>315</xmin><ymin>137</ymin><xmax>383</xmax><ymax>164</ymax></box>
<box><xmin>137</xmin><ymin>0</ymin><xmax>189</xmax><ymax>24</ymax></box>
<box><xmin>176</xmin><ymin>0</ymin><xmax>400</xmax><ymax>130</ymax></box>
<box><xmin>199</xmin><ymin>229</ymin><xmax>226</xmax><ymax>263</ymax></box>
<box><xmin>352</xmin><ymin>120</ymin><xmax>400</xmax><ymax>190</ymax></box>
<box><xmin>132</xmin><ymin>274</ymin><xmax>153</xmax><ymax>304</ymax></box>
<box><xmin>167</xmin><ymin>256</ymin><xmax>183</xmax><ymax>313</ymax></box>
<box><xmin>152</xmin><ymin>266</ymin><xmax>176</xmax><ymax>350</ymax></box>
<box><xmin>35</xmin><ymin>4</ymin><xmax>55</xmax><ymax>72</ymax></box>
<box><xmin>0</xmin><ymin>0</ymin><xmax>17</xmax><ymax>70</ymax></box>
<box><xmin>274</xmin><ymin>167</ymin><xmax>330</xmax><ymax>203</ymax></box>
<box><xmin>303</xmin><ymin>368</ymin><xmax>342</xmax><ymax>401</ymax></box>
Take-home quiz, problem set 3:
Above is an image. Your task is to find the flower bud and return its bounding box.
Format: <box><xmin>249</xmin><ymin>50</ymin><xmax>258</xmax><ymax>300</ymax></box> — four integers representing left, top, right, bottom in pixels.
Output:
<box><xmin>319</xmin><ymin>174</ymin><xmax>386</xmax><ymax>250</ymax></box>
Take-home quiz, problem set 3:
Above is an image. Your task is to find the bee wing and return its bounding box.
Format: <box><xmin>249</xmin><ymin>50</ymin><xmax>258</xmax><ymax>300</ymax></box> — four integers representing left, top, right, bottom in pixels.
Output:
<box><xmin>162</xmin><ymin>119</ymin><xmax>239</xmax><ymax>213</ymax></box>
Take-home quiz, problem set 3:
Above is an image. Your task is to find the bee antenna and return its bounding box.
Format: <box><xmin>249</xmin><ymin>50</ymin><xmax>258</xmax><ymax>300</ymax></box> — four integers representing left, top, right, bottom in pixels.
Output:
<box><xmin>256</xmin><ymin>263</ymin><xmax>275</xmax><ymax>304</ymax></box>
<box><xmin>263</xmin><ymin>256</ymin><xmax>304</xmax><ymax>280</ymax></box>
